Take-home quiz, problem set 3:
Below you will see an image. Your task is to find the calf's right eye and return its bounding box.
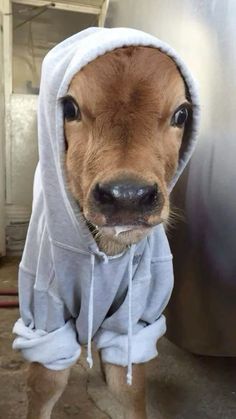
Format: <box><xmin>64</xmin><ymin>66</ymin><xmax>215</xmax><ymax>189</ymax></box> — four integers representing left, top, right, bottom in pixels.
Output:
<box><xmin>62</xmin><ymin>96</ymin><xmax>81</xmax><ymax>122</ymax></box>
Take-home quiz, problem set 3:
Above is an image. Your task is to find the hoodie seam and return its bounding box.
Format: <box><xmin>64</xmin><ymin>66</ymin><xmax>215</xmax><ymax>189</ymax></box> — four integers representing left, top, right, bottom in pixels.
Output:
<box><xmin>50</xmin><ymin>237</ymin><xmax>129</xmax><ymax>261</ymax></box>
<box><xmin>50</xmin><ymin>238</ymin><xmax>92</xmax><ymax>255</ymax></box>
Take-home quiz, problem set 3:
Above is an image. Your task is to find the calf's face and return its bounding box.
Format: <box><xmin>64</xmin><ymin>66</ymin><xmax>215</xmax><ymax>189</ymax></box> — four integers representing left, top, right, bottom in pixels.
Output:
<box><xmin>62</xmin><ymin>46</ymin><xmax>191</xmax><ymax>246</ymax></box>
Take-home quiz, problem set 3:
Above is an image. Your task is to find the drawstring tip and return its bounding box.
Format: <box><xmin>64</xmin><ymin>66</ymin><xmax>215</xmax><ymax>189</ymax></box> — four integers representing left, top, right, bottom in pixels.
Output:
<box><xmin>126</xmin><ymin>373</ymin><xmax>132</xmax><ymax>386</ymax></box>
<box><xmin>86</xmin><ymin>356</ymin><xmax>93</xmax><ymax>369</ymax></box>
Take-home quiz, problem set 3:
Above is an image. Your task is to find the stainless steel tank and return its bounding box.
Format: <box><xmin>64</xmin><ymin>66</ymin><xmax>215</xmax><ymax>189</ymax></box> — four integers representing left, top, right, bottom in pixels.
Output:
<box><xmin>107</xmin><ymin>0</ymin><xmax>236</xmax><ymax>355</ymax></box>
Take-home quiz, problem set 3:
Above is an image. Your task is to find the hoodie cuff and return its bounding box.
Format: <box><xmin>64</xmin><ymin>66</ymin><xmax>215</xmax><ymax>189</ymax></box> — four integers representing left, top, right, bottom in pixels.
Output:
<box><xmin>12</xmin><ymin>318</ymin><xmax>81</xmax><ymax>370</ymax></box>
<box><xmin>94</xmin><ymin>315</ymin><xmax>166</xmax><ymax>367</ymax></box>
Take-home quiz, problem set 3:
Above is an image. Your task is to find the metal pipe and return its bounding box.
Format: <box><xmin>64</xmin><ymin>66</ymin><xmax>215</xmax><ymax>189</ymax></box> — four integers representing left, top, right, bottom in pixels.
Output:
<box><xmin>0</xmin><ymin>289</ymin><xmax>18</xmax><ymax>295</ymax></box>
<box><xmin>0</xmin><ymin>300</ymin><xmax>19</xmax><ymax>308</ymax></box>
<box><xmin>0</xmin><ymin>289</ymin><xmax>19</xmax><ymax>308</ymax></box>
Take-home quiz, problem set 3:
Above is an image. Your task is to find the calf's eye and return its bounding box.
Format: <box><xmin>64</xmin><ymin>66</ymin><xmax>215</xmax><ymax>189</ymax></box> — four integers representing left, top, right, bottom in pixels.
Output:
<box><xmin>62</xmin><ymin>96</ymin><xmax>81</xmax><ymax>122</ymax></box>
<box><xmin>171</xmin><ymin>105</ymin><xmax>189</xmax><ymax>128</ymax></box>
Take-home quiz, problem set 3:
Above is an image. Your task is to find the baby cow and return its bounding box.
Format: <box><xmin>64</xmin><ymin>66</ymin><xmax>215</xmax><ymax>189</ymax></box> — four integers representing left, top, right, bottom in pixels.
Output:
<box><xmin>13</xmin><ymin>28</ymin><xmax>199</xmax><ymax>419</ymax></box>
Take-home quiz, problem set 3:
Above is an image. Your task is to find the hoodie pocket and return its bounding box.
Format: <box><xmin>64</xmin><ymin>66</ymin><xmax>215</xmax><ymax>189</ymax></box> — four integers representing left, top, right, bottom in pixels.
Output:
<box><xmin>101</xmin><ymin>275</ymin><xmax>151</xmax><ymax>335</ymax></box>
<box><xmin>140</xmin><ymin>257</ymin><xmax>174</xmax><ymax>324</ymax></box>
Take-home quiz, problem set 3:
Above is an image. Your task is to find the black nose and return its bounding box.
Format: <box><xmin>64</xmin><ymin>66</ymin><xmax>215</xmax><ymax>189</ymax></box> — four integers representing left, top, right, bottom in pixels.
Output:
<box><xmin>93</xmin><ymin>179</ymin><xmax>159</xmax><ymax>214</ymax></box>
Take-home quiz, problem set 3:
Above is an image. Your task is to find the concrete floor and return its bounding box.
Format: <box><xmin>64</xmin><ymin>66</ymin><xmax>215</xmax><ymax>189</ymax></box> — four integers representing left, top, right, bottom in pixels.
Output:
<box><xmin>0</xmin><ymin>257</ymin><xmax>235</xmax><ymax>419</ymax></box>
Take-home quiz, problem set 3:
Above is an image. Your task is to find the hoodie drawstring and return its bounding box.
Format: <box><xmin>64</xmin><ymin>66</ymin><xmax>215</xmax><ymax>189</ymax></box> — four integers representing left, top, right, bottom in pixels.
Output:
<box><xmin>86</xmin><ymin>253</ymin><xmax>95</xmax><ymax>368</ymax></box>
<box><xmin>87</xmin><ymin>251</ymin><xmax>108</xmax><ymax>369</ymax></box>
<box><xmin>86</xmin><ymin>246</ymin><xmax>135</xmax><ymax>386</ymax></box>
<box><xmin>127</xmin><ymin>244</ymin><xmax>135</xmax><ymax>385</ymax></box>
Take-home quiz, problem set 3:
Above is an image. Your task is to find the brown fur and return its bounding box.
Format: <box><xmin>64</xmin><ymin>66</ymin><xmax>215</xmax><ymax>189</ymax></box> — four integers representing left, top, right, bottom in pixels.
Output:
<box><xmin>27</xmin><ymin>46</ymin><xmax>189</xmax><ymax>418</ymax></box>
<box><xmin>27</xmin><ymin>363</ymin><xmax>70</xmax><ymax>419</ymax></box>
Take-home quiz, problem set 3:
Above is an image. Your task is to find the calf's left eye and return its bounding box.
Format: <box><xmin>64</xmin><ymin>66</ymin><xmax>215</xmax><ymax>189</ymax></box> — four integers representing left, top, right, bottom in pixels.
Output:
<box><xmin>171</xmin><ymin>106</ymin><xmax>189</xmax><ymax>128</ymax></box>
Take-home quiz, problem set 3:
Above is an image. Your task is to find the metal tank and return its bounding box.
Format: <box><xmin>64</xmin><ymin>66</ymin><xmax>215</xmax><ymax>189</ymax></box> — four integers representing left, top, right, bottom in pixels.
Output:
<box><xmin>107</xmin><ymin>0</ymin><xmax>236</xmax><ymax>355</ymax></box>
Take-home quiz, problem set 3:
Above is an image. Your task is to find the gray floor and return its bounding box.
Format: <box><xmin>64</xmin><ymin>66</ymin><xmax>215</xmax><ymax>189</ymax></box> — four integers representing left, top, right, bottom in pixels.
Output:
<box><xmin>0</xmin><ymin>257</ymin><xmax>235</xmax><ymax>419</ymax></box>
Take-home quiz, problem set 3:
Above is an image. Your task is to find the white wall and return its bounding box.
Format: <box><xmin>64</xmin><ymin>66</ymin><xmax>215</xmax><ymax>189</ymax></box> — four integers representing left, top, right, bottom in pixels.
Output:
<box><xmin>10</xmin><ymin>95</ymin><xmax>38</xmax><ymax>208</ymax></box>
<box><xmin>106</xmin><ymin>0</ymin><xmax>213</xmax><ymax>130</ymax></box>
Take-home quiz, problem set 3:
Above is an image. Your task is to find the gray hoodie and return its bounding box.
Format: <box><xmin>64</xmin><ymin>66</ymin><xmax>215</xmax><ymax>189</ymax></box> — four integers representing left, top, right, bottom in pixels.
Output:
<box><xmin>13</xmin><ymin>27</ymin><xmax>200</xmax><ymax>384</ymax></box>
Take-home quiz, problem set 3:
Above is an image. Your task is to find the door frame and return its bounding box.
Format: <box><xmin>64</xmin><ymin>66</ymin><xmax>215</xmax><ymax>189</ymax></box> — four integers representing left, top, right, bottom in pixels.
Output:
<box><xmin>0</xmin><ymin>0</ymin><xmax>109</xmax><ymax>256</ymax></box>
<box><xmin>0</xmin><ymin>2</ymin><xmax>7</xmax><ymax>256</ymax></box>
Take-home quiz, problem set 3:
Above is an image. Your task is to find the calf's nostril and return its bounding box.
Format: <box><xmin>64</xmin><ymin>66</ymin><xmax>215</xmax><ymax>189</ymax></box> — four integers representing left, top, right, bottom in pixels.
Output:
<box><xmin>93</xmin><ymin>183</ymin><xmax>116</xmax><ymax>205</ymax></box>
<box><xmin>140</xmin><ymin>184</ymin><xmax>158</xmax><ymax>207</ymax></box>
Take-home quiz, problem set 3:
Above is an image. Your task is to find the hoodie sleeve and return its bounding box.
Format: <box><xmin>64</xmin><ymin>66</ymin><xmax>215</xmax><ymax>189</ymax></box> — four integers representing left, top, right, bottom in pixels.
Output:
<box><xmin>95</xmin><ymin>225</ymin><xmax>174</xmax><ymax>367</ymax></box>
<box><xmin>13</xmin><ymin>265</ymin><xmax>81</xmax><ymax>370</ymax></box>
<box><xmin>12</xmin><ymin>209</ymin><xmax>81</xmax><ymax>370</ymax></box>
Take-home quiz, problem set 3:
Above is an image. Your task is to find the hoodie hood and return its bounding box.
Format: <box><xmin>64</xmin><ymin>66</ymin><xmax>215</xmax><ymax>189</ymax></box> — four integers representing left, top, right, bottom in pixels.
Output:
<box><xmin>38</xmin><ymin>26</ymin><xmax>200</xmax><ymax>249</ymax></box>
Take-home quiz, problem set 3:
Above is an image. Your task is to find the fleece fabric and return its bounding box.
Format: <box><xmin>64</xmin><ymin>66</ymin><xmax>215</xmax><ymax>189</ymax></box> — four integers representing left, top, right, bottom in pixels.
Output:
<box><xmin>13</xmin><ymin>27</ymin><xmax>200</xmax><ymax>384</ymax></box>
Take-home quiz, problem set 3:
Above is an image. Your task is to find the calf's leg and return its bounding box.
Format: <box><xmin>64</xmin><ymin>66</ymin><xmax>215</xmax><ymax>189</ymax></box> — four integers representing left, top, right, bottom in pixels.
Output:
<box><xmin>27</xmin><ymin>362</ymin><xmax>70</xmax><ymax>419</ymax></box>
<box><xmin>104</xmin><ymin>362</ymin><xmax>147</xmax><ymax>419</ymax></box>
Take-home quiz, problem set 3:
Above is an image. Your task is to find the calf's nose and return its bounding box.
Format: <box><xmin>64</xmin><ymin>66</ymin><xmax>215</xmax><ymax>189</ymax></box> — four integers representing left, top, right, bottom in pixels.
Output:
<box><xmin>93</xmin><ymin>179</ymin><xmax>159</xmax><ymax>213</ymax></box>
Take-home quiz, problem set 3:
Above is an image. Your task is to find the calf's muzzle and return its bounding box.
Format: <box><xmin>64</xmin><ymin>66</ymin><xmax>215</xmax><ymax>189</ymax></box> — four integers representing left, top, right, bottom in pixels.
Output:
<box><xmin>92</xmin><ymin>177</ymin><xmax>163</xmax><ymax>224</ymax></box>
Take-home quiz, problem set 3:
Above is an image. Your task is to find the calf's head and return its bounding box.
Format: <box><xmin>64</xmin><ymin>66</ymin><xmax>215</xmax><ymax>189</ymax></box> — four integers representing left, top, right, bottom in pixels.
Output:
<box><xmin>62</xmin><ymin>46</ymin><xmax>191</xmax><ymax>248</ymax></box>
